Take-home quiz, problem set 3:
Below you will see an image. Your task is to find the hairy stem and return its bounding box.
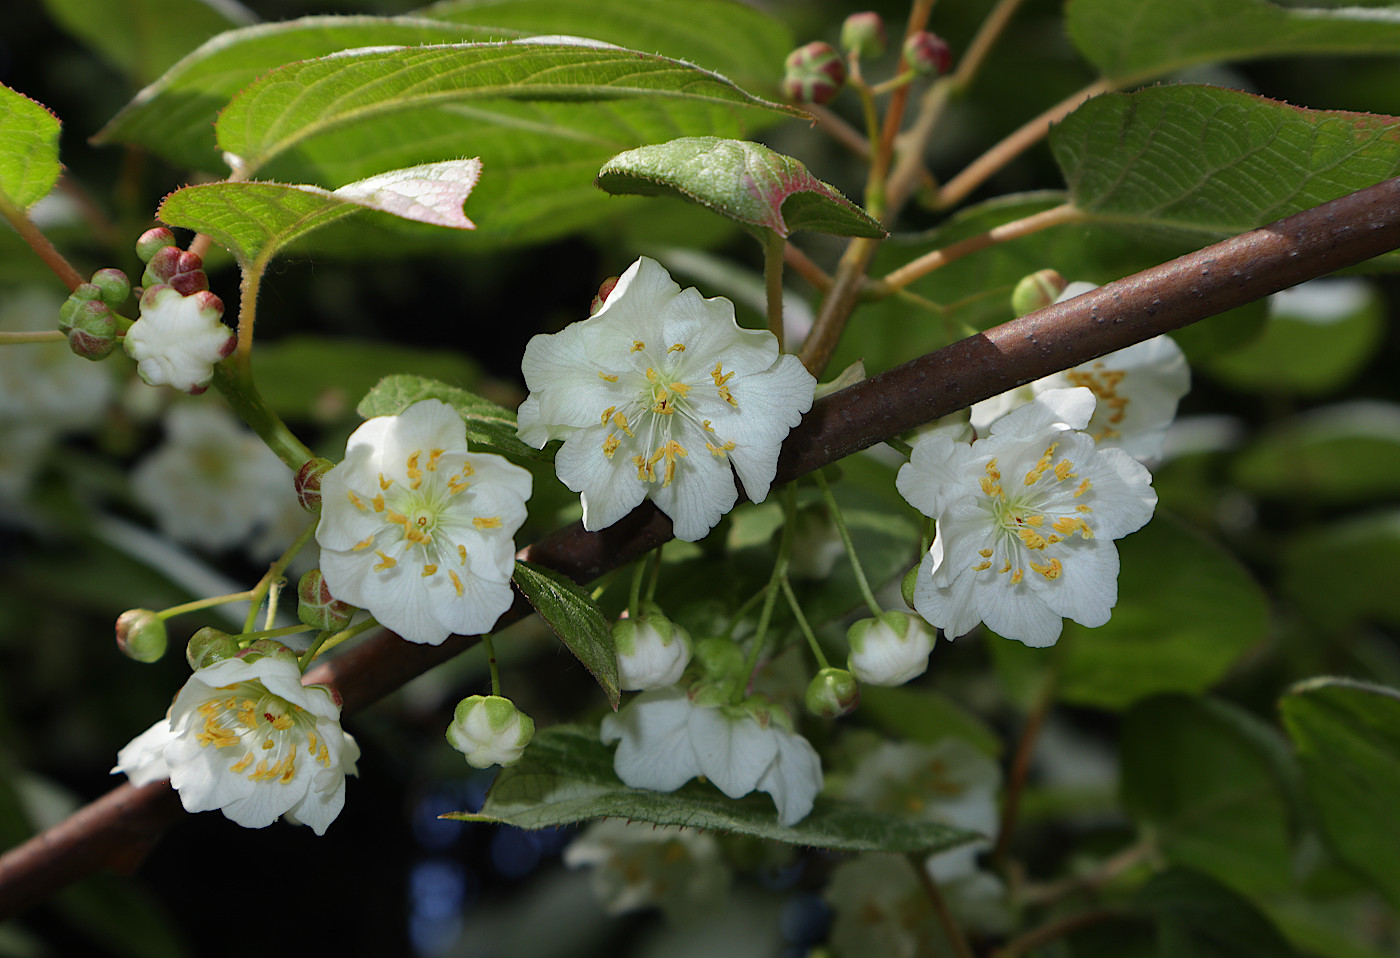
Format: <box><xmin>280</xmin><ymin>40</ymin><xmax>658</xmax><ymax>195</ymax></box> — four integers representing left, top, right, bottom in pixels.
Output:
<box><xmin>0</xmin><ymin>195</ymin><xmax>86</xmax><ymax>292</ymax></box>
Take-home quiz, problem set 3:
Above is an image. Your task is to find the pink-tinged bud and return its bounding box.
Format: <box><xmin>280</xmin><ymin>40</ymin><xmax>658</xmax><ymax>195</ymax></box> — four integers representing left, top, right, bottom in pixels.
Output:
<box><xmin>903</xmin><ymin>31</ymin><xmax>953</xmax><ymax>76</ymax></box>
<box><xmin>186</xmin><ymin>625</ymin><xmax>240</xmax><ymax>670</ymax></box>
<box><xmin>805</xmin><ymin>667</ymin><xmax>860</xmax><ymax>718</ymax></box>
<box><xmin>840</xmin><ymin>12</ymin><xmax>886</xmax><ymax>58</ymax></box>
<box><xmin>298</xmin><ymin>568</ymin><xmax>357</xmax><ymax>631</ymax></box>
<box><xmin>59</xmin><ymin>293</ymin><xmax>119</xmax><ymax>361</ymax></box>
<box><xmin>136</xmin><ymin>228</ymin><xmax>176</xmax><ymax>264</ymax></box>
<box><xmin>590</xmin><ymin>275</ymin><xmax>620</xmax><ymax>315</ymax></box>
<box><xmin>1011</xmin><ymin>269</ymin><xmax>1068</xmax><ymax>317</ymax></box>
<box><xmin>237</xmin><ymin>638</ymin><xmax>298</xmax><ymax>666</ymax></box>
<box><xmin>782</xmin><ymin>41</ymin><xmax>846</xmax><ymax>105</ymax></box>
<box><xmin>116</xmin><ymin>609</ymin><xmax>168</xmax><ymax>663</ymax></box>
<box><xmin>141</xmin><ymin>247</ymin><xmax>208</xmax><ymax>292</ymax></box>
<box><xmin>295</xmin><ymin>457</ymin><xmax>334</xmax><ymax>513</ymax></box>
<box><xmin>90</xmin><ymin>268</ymin><xmax>131</xmax><ymax>307</ymax></box>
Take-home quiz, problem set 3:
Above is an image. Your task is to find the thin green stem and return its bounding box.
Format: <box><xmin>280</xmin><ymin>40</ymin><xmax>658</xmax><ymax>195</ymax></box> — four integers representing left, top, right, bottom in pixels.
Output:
<box><xmin>213</xmin><ymin>361</ymin><xmax>316</xmax><ymax>472</ymax></box>
<box><xmin>298</xmin><ymin>630</ymin><xmax>333</xmax><ymax>673</ymax></box>
<box><xmin>907</xmin><ymin>853</ymin><xmax>976</xmax><ymax>958</ymax></box>
<box><xmin>643</xmin><ymin>546</ymin><xmax>663</xmax><ymax>605</ymax></box>
<box><xmin>780</xmin><ymin>577</ymin><xmax>828</xmax><ymax>669</ymax></box>
<box><xmin>315</xmin><ymin>616</ymin><xmax>379</xmax><ymax>657</ymax></box>
<box><xmin>885</xmin><ymin>436</ymin><xmax>914</xmax><ymax>458</ymax></box>
<box><xmin>482</xmin><ymin>633</ymin><xmax>502</xmax><ymax>696</ymax></box>
<box><xmin>762</xmin><ymin>229</ymin><xmax>787</xmax><ymax>352</ymax></box>
<box><xmin>869</xmin><ymin>71</ymin><xmax>917</xmax><ymax>97</ymax></box>
<box><xmin>242</xmin><ymin>518</ymin><xmax>319</xmax><ymax>634</ymax></box>
<box><xmin>722</xmin><ymin>587</ymin><xmax>768</xmax><ymax>642</ymax></box>
<box><xmin>0</xmin><ymin>195</ymin><xmax>85</xmax><ymax>292</ymax></box>
<box><xmin>628</xmin><ymin>556</ymin><xmax>647</xmax><ymax>620</ymax></box>
<box><xmin>158</xmin><ymin>590</ymin><xmax>255</xmax><ymax>620</ymax></box>
<box><xmin>0</xmin><ymin>331</ymin><xmax>66</xmax><ymax>345</ymax></box>
<box><xmin>814</xmin><ymin>469</ymin><xmax>882</xmax><ymax>616</ymax></box>
<box><xmin>240</xmin><ymin>624</ymin><xmax>313</xmax><ymax>643</ymax></box>
<box><xmin>738</xmin><ymin>486</ymin><xmax>798</xmax><ymax>693</ymax></box>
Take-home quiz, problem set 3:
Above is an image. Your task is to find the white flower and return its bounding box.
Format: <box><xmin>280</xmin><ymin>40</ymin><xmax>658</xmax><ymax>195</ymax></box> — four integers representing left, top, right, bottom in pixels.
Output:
<box><xmin>446</xmin><ymin>694</ymin><xmax>535</xmax><ymax>768</ymax></box>
<box><xmin>112</xmin><ymin>651</ymin><xmax>358</xmax><ymax>835</ymax></box>
<box><xmin>614</xmin><ymin>613</ymin><xmax>692</xmax><ymax>690</ymax></box>
<box><xmin>123</xmin><ymin>285</ymin><xmax>234</xmax><ymax>394</ymax></box>
<box><xmin>897</xmin><ymin>388</ymin><xmax>1157</xmax><ymax>647</ymax></box>
<box><xmin>972</xmin><ymin>283</ymin><xmax>1190</xmax><ymax>462</ymax></box>
<box><xmin>846</xmin><ymin>610</ymin><xmax>936</xmax><ymax>687</ymax></box>
<box><xmin>600</xmin><ymin>687</ymin><xmax>823</xmax><ymax>827</ymax></box>
<box><xmin>316</xmin><ymin>399</ymin><xmax>531</xmax><ymax>645</ymax></box>
<box><xmin>517</xmin><ymin>256</ymin><xmax>816</xmax><ymax>541</ymax></box>
<box><xmin>131</xmin><ymin>403</ymin><xmax>292</xmax><ymax>551</ymax></box>
<box><xmin>562</xmin><ymin>820</ymin><xmax>729</xmax><ymax>919</ymax></box>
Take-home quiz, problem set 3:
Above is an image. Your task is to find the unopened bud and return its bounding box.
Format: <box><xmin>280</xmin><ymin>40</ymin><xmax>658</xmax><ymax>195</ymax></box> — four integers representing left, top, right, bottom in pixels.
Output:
<box><xmin>295</xmin><ymin>457</ymin><xmax>334</xmax><ymax>513</ymax></box>
<box><xmin>238</xmin><ymin>638</ymin><xmax>298</xmax><ymax>665</ymax></box>
<box><xmin>590</xmin><ymin>276</ymin><xmax>620</xmax><ymax>315</ymax></box>
<box><xmin>782</xmin><ymin>41</ymin><xmax>846</xmax><ymax>105</ymax></box>
<box><xmin>60</xmin><ymin>299</ymin><xmax>118</xmax><ymax>360</ymax></box>
<box><xmin>903</xmin><ymin>31</ymin><xmax>953</xmax><ymax>76</ymax></box>
<box><xmin>840</xmin><ymin>12</ymin><xmax>886</xmax><ymax>58</ymax></box>
<box><xmin>142</xmin><ymin>247</ymin><xmax>208</xmax><ymax>294</ymax></box>
<box><xmin>136</xmin><ymin>228</ymin><xmax>176</xmax><ymax>264</ymax></box>
<box><xmin>447</xmin><ymin>695</ymin><xmax>535</xmax><ymax>768</ymax></box>
<box><xmin>89</xmin><ymin>268</ymin><xmax>131</xmax><ymax>307</ymax></box>
<box><xmin>298</xmin><ymin>569</ymin><xmax>356</xmax><ymax>631</ymax></box>
<box><xmin>805</xmin><ymin>667</ymin><xmax>860</xmax><ymax>718</ymax></box>
<box><xmin>847</xmin><ymin>611</ymin><xmax>936</xmax><ymax>687</ymax></box>
<box><xmin>186</xmin><ymin>625</ymin><xmax>241</xmax><ymax>670</ymax></box>
<box><xmin>902</xmin><ymin>563</ymin><xmax>920</xmax><ymax>610</ymax></box>
<box><xmin>614</xmin><ymin>612</ymin><xmax>691</xmax><ymax>690</ymax></box>
<box><xmin>1011</xmin><ymin>269</ymin><xmax>1068</xmax><ymax>317</ymax></box>
<box><xmin>116</xmin><ymin>609</ymin><xmax>167</xmax><ymax>663</ymax></box>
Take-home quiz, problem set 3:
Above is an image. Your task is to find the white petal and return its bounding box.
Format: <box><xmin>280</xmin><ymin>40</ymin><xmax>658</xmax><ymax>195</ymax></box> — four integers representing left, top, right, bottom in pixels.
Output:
<box><xmin>688</xmin><ymin>708</ymin><xmax>777</xmax><ymax>800</ymax></box>
<box><xmin>648</xmin><ymin>440</ymin><xmax>738</xmax><ymax>541</ymax></box>
<box><xmin>556</xmin><ymin>428</ymin><xmax>649</xmax><ymax>531</ymax></box>
<box><xmin>756</xmin><ymin>727</ymin><xmax>824</xmax><ymax>826</ymax></box>
<box><xmin>1043</xmin><ymin>539</ymin><xmax>1119</xmax><ymax>628</ymax></box>
<box><xmin>978</xmin><ymin>575</ymin><xmax>1064</xmax><ymax>647</ymax></box>
<box><xmin>602</xmin><ymin>689</ymin><xmax>701</xmax><ymax>792</ymax></box>
<box><xmin>112</xmin><ymin>719</ymin><xmax>176</xmax><ymax>784</ymax></box>
<box><xmin>989</xmin><ymin>387</ymin><xmax>1094</xmax><ymax>440</ymax></box>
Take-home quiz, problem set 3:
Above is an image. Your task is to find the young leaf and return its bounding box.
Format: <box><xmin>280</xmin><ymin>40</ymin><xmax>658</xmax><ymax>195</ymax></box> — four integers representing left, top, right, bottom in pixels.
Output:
<box><xmin>512</xmin><ymin>562</ymin><xmax>619</xmax><ymax>709</ymax></box>
<box><xmin>597</xmin><ymin>137</ymin><xmax>885</xmax><ymax>238</ymax></box>
<box><xmin>1281</xmin><ymin>677</ymin><xmax>1400</xmax><ymax>910</ymax></box>
<box><xmin>447</xmin><ymin>724</ymin><xmax>981</xmax><ymax>854</ymax></box>
<box><xmin>0</xmin><ymin>85</ymin><xmax>61</xmax><ymax>213</ymax></box>
<box><xmin>357</xmin><ymin>374</ymin><xmax>548</xmax><ymax>463</ymax></box>
<box><xmin>1068</xmin><ymin>0</ymin><xmax>1400</xmax><ymax>86</ymax></box>
<box><xmin>1134</xmin><ymin>867</ymin><xmax>1300</xmax><ymax>958</ymax></box>
<box><xmin>1053</xmin><ymin>86</ymin><xmax>1400</xmax><ymax>244</ymax></box>
<box><xmin>156</xmin><ymin>160</ymin><xmax>481</xmax><ymax>266</ymax></box>
<box><xmin>43</xmin><ymin>0</ymin><xmax>254</xmax><ymax>85</ymax></box>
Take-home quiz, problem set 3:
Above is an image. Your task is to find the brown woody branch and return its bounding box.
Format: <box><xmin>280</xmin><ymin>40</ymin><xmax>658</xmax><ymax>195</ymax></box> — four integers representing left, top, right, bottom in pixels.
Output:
<box><xmin>3</xmin><ymin>176</ymin><xmax>1400</xmax><ymax>919</ymax></box>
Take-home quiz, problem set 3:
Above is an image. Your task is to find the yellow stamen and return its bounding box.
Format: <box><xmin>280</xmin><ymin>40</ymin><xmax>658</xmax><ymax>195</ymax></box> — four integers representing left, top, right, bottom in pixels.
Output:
<box><xmin>631</xmin><ymin>340</ymin><xmax>645</xmax><ymax>352</ymax></box>
<box><xmin>406</xmin><ymin>450</ymin><xmax>423</xmax><ymax>490</ymax></box>
<box><xmin>378</xmin><ymin>473</ymin><xmax>392</xmax><ymax>491</ymax></box>
<box><xmin>374</xmin><ymin>551</ymin><xmax>397</xmax><ymax>571</ymax></box>
<box><xmin>351</xmin><ymin>535</ymin><xmax>375</xmax><ymax>552</ymax></box>
<box><xmin>473</xmin><ymin>516</ymin><xmax>502</xmax><ymax>529</ymax></box>
<box><xmin>1010</xmin><ymin>569</ymin><xmax>1025</xmax><ymax>585</ymax></box>
<box><xmin>711</xmin><ymin>362</ymin><xmax>734</xmax><ymax>386</ymax></box>
<box><xmin>600</xmin><ymin>405</ymin><xmax>616</xmax><ymax>426</ymax></box>
<box><xmin>1030</xmin><ymin>558</ymin><xmax>1064</xmax><ymax>580</ymax></box>
<box><xmin>347</xmin><ymin>490</ymin><xmax>366</xmax><ymax>510</ymax></box>
<box><xmin>602</xmin><ymin>434</ymin><xmax>621</xmax><ymax>458</ymax></box>
<box><xmin>422</xmin><ymin>564</ymin><xmax>438</xmax><ymax>577</ymax></box>
<box><xmin>978</xmin><ymin>547</ymin><xmax>994</xmax><ymax>558</ymax></box>
<box><xmin>230</xmin><ymin>753</ymin><xmax>253</xmax><ymax>773</ymax></box>
<box><xmin>1054</xmin><ymin>459</ymin><xmax>1077</xmax><ymax>481</ymax></box>
<box><xmin>448</xmin><ymin>570</ymin><xmax>464</xmax><ymax>597</ymax></box>
<box><xmin>971</xmin><ymin>560</ymin><xmax>992</xmax><ymax>571</ymax></box>
<box><xmin>613</xmin><ymin>412</ymin><xmax>634</xmax><ymax>437</ymax></box>
<box><xmin>598</xmin><ymin>371</ymin><xmax>619</xmax><ymax>382</ymax></box>
<box><xmin>660</xmin><ymin>440</ymin><xmax>687</xmax><ymax>487</ymax></box>
<box><xmin>427</xmin><ymin>448</ymin><xmax>445</xmax><ymax>471</ymax></box>
<box><xmin>457</xmin><ymin>544</ymin><xmax>468</xmax><ymax>564</ymax></box>
<box><xmin>668</xmin><ymin>343</ymin><xmax>686</xmax><ymax>353</ymax></box>
<box><xmin>371</xmin><ymin>494</ymin><xmax>385</xmax><ymax>512</ymax></box>
<box><xmin>1074</xmin><ymin>479</ymin><xmax>1093</xmax><ymax>498</ymax></box>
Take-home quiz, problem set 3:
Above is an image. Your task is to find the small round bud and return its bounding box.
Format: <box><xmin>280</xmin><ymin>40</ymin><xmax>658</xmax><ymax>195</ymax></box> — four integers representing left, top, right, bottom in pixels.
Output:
<box><xmin>782</xmin><ymin>41</ymin><xmax>846</xmax><ymax>105</ymax></box>
<box><xmin>237</xmin><ymin>638</ymin><xmax>298</xmax><ymax>666</ymax></box>
<box><xmin>295</xmin><ymin>457</ymin><xmax>334</xmax><ymax>513</ymax></box>
<box><xmin>1011</xmin><ymin>269</ymin><xmax>1068</xmax><ymax>317</ymax></box>
<box><xmin>840</xmin><ymin>12</ymin><xmax>886</xmax><ymax>58</ymax></box>
<box><xmin>61</xmin><ymin>300</ymin><xmax>118</xmax><ymax>360</ymax></box>
<box><xmin>89</xmin><ymin>268</ymin><xmax>131</xmax><ymax>307</ymax></box>
<box><xmin>590</xmin><ymin>275</ymin><xmax>620</xmax><ymax>315</ymax></box>
<box><xmin>805</xmin><ymin>667</ymin><xmax>860</xmax><ymax>718</ymax></box>
<box><xmin>447</xmin><ymin>695</ymin><xmax>535</xmax><ymax>768</ymax></box>
<box><xmin>847</xmin><ymin>611</ymin><xmax>936</xmax><ymax>687</ymax></box>
<box><xmin>142</xmin><ymin>247</ymin><xmax>209</xmax><ymax>293</ymax></box>
<box><xmin>116</xmin><ymin>609</ymin><xmax>167</xmax><ymax>663</ymax></box>
<box><xmin>903</xmin><ymin>31</ymin><xmax>953</xmax><ymax>76</ymax></box>
<box><xmin>614</xmin><ymin>613</ymin><xmax>692</xmax><ymax>690</ymax></box>
<box><xmin>136</xmin><ymin>228</ymin><xmax>176</xmax><ymax>264</ymax></box>
<box><xmin>186</xmin><ymin>625</ymin><xmax>241</xmax><ymax>670</ymax></box>
<box><xmin>298</xmin><ymin>568</ymin><xmax>356</xmax><ymax>631</ymax></box>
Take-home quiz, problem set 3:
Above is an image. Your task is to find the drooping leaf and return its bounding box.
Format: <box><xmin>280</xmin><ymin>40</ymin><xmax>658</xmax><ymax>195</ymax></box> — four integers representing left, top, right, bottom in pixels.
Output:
<box><xmin>41</xmin><ymin>0</ymin><xmax>254</xmax><ymax>85</ymax></box>
<box><xmin>1281</xmin><ymin>677</ymin><xmax>1400</xmax><ymax>910</ymax></box>
<box><xmin>1067</xmin><ymin>0</ymin><xmax>1400</xmax><ymax>86</ymax></box>
<box><xmin>1231</xmin><ymin>402</ymin><xmax>1400</xmax><ymax>503</ymax></box>
<box><xmin>0</xmin><ymin>85</ymin><xmax>61</xmax><ymax>212</ymax></box>
<box><xmin>512</xmin><ymin>561</ymin><xmax>618</xmax><ymax>709</ymax></box>
<box><xmin>1052</xmin><ymin>85</ymin><xmax>1400</xmax><ymax>252</ymax></box>
<box><xmin>1134</xmin><ymin>867</ymin><xmax>1299</xmax><ymax>958</ymax></box>
<box><xmin>448</xmin><ymin>724</ymin><xmax>981</xmax><ymax>853</ymax></box>
<box><xmin>597</xmin><ymin>137</ymin><xmax>884</xmax><ymax>238</ymax></box>
<box><xmin>157</xmin><ymin>159</ymin><xmax>481</xmax><ymax>266</ymax></box>
<box><xmin>356</xmin><ymin>373</ymin><xmax>547</xmax><ymax>463</ymax></box>
<box><xmin>95</xmin><ymin>17</ymin><xmax>513</xmax><ymax>170</ymax></box>
<box><xmin>420</xmin><ymin>0</ymin><xmax>793</xmax><ymax>95</ymax></box>
<box><xmin>1281</xmin><ymin>510</ymin><xmax>1400</xmax><ymax>630</ymax></box>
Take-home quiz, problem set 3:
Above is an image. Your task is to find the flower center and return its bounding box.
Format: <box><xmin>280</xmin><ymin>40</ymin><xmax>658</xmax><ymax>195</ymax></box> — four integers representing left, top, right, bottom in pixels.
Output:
<box><xmin>1064</xmin><ymin>363</ymin><xmax>1129</xmax><ymax>442</ymax></box>
<box><xmin>194</xmin><ymin>681</ymin><xmax>332</xmax><ymax>784</ymax></box>
<box><xmin>971</xmin><ymin>448</ymin><xmax>1097</xmax><ymax>583</ymax></box>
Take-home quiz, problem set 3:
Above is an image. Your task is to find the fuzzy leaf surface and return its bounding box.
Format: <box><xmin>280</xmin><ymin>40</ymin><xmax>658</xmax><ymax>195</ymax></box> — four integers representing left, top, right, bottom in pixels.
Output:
<box><xmin>511</xmin><ymin>563</ymin><xmax>619</xmax><ymax>709</ymax></box>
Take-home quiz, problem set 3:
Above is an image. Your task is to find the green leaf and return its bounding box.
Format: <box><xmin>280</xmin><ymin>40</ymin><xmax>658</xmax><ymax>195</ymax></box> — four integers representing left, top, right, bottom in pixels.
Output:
<box><xmin>217</xmin><ymin>42</ymin><xmax>802</xmax><ymax>178</ymax></box>
<box><xmin>597</xmin><ymin>137</ymin><xmax>884</xmax><ymax>238</ymax></box>
<box><xmin>512</xmin><ymin>561</ymin><xmax>619</xmax><ymax>709</ymax></box>
<box><xmin>42</xmin><ymin>0</ymin><xmax>253</xmax><ymax>85</ymax></box>
<box><xmin>1122</xmin><ymin>695</ymin><xmax>1302</xmax><ymax>895</ymax></box>
<box><xmin>1231</xmin><ymin>402</ymin><xmax>1400</xmax><ymax>503</ymax></box>
<box><xmin>420</xmin><ymin>0</ymin><xmax>793</xmax><ymax>95</ymax></box>
<box><xmin>356</xmin><ymin>373</ymin><xmax>548</xmax><ymax>463</ymax></box>
<box><xmin>1052</xmin><ymin>85</ymin><xmax>1400</xmax><ymax>247</ymax></box>
<box><xmin>1281</xmin><ymin>677</ymin><xmax>1400</xmax><ymax>909</ymax></box>
<box><xmin>0</xmin><ymin>85</ymin><xmax>61</xmax><ymax>212</ymax></box>
<box><xmin>448</xmin><ymin>724</ymin><xmax>981</xmax><ymax>853</ymax></box>
<box><xmin>156</xmin><ymin>160</ymin><xmax>482</xmax><ymax>265</ymax></box>
<box><xmin>95</xmin><ymin>16</ymin><xmax>514</xmax><ymax>171</ymax></box>
<box><xmin>1206</xmin><ymin>279</ymin><xmax>1384</xmax><ymax>396</ymax></box>
<box><xmin>1067</xmin><ymin>0</ymin><xmax>1400</xmax><ymax>86</ymax></box>
<box><xmin>992</xmin><ymin>518</ymin><xmax>1270</xmax><ymax>711</ymax></box>
<box><xmin>1135</xmin><ymin>868</ymin><xmax>1299</xmax><ymax>958</ymax></box>
<box><xmin>1281</xmin><ymin>510</ymin><xmax>1400</xmax><ymax>630</ymax></box>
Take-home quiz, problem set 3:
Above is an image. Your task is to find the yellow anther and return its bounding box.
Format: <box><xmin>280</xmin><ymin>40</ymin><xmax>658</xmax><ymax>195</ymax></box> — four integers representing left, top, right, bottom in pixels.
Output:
<box><xmin>711</xmin><ymin>362</ymin><xmax>734</xmax><ymax>386</ymax></box>
<box><xmin>598</xmin><ymin>371</ymin><xmax>619</xmax><ymax>382</ymax></box>
<box><xmin>347</xmin><ymin>490</ymin><xmax>366</xmax><ymax>510</ymax></box>
<box><xmin>1054</xmin><ymin>459</ymin><xmax>1077</xmax><ymax>481</ymax></box>
<box><xmin>269</xmin><ymin>713</ymin><xmax>293</xmax><ymax>731</ymax></box>
<box><xmin>1076</xmin><ymin>504</ymin><xmax>1093</xmax><ymax>513</ymax></box>
<box><xmin>230</xmin><ymin>753</ymin><xmax>253</xmax><ymax>774</ymax></box>
<box><xmin>668</xmin><ymin>343</ymin><xmax>686</xmax><ymax>353</ymax></box>
<box><xmin>613</xmin><ymin>412</ymin><xmax>634</xmax><ymax>437</ymax></box>
<box><xmin>706</xmin><ymin>442</ymin><xmax>726</xmax><ymax>457</ymax></box>
<box><xmin>999</xmin><ymin>560</ymin><xmax>1012</xmax><ymax>574</ymax></box>
<box><xmin>631</xmin><ymin>340</ymin><xmax>646</xmax><ymax>352</ymax></box>
<box><xmin>405</xmin><ymin>527</ymin><xmax>432</xmax><ymax>545</ymax></box>
<box><xmin>702</xmin><ymin>419</ymin><xmax>715</xmax><ymax>432</ymax></box>
<box><xmin>448</xmin><ymin>476</ymin><xmax>470</xmax><ymax>495</ymax></box>
<box><xmin>196</xmin><ymin>719</ymin><xmax>238</xmax><ymax>749</ymax></box>
<box><xmin>671</xmin><ymin>382</ymin><xmax>690</xmax><ymax>397</ymax></box>
<box><xmin>1010</xmin><ymin>568</ymin><xmax>1025</xmax><ymax>585</ymax></box>
<box><xmin>422</xmin><ymin>564</ymin><xmax>437</xmax><ymax>577</ymax></box>
<box><xmin>985</xmin><ymin>458</ymin><xmax>1001</xmax><ymax>481</ymax></box>
<box><xmin>978</xmin><ymin>548</ymin><xmax>994</xmax><ymax>558</ymax></box>
<box><xmin>652</xmin><ymin>387</ymin><xmax>674</xmax><ymax>415</ymax></box>
<box><xmin>406</xmin><ymin>451</ymin><xmax>423</xmax><ymax>489</ymax></box>
<box><xmin>632</xmin><ymin>453</ymin><xmax>656</xmax><ymax>482</ymax></box>
<box><xmin>374</xmin><ymin>551</ymin><xmax>397</xmax><ymax>571</ymax></box>
<box><xmin>378</xmin><ymin>473</ymin><xmax>392</xmax><ymax>491</ymax></box>
<box><xmin>971</xmin><ymin>560</ymin><xmax>993</xmax><ymax>571</ymax></box>
<box><xmin>460</xmin><ymin>462</ymin><xmax>475</xmax><ymax>478</ymax></box>
<box><xmin>351</xmin><ymin>535</ymin><xmax>375</xmax><ymax>552</ymax></box>
<box><xmin>602</xmin><ymin>434</ymin><xmax>622</xmax><ymax>458</ymax></box>
<box><xmin>718</xmin><ymin>384</ymin><xmax>737</xmax><ymax>407</ymax></box>
<box><xmin>387</xmin><ymin>510</ymin><xmax>409</xmax><ymax>527</ymax></box>
<box><xmin>1074</xmin><ymin>479</ymin><xmax>1093</xmax><ymax>498</ymax></box>
<box><xmin>600</xmin><ymin>405</ymin><xmax>616</xmax><ymax>426</ymax></box>
<box><xmin>280</xmin><ymin>755</ymin><xmax>297</xmax><ymax>784</ymax></box>
<box><xmin>660</xmin><ymin>439</ymin><xmax>687</xmax><ymax>487</ymax></box>
<box><xmin>1017</xmin><ymin>528</ymin><xmax>1048</xmax><ymax>550</ymax></box>
<box><xmin>427</xmin><ymin>448</ymin><xmax>445</xmax><ymax>471</ymax></box>
<box><xmin>457</xmin><ymin>544</ymin><xmax>468</xmax><ymax>565</ymax></box>
<box><xmin>646</xmin><ymin>367</ymin><xmax>659</xmax><ymax>382</ymax></box>
<box><xmin>448</xmin><ymin>569</ymin><xmax>464</xmax><ymax>597</ymax></box>
<box><xmin>979</xmin><ymin>478</ymin><xmax>1003</xmax><ymax>498</ymax></box>
<box><xmin>473</xmin><ymin>516</ymin><xmax>503</xmax><ymax>529</ymax></box>
<box><xmin>1030</xmin><ymin>558</ymin><xmax>1064</xmax><ymax>580</ymax></box>
<box><xmin>371</xmin><ymin>494</ymin><xmax>385</xmax><ymax>512</ymax></box>
<box><xmin>262</xmin><ymin>739</ymin><xmax>274</xmax><ymax>750</ymax></box>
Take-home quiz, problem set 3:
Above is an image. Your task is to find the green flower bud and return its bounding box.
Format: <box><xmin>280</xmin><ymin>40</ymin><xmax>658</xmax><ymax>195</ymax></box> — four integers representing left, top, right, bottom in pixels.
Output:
<box><xmin>695</xmin><ymin>636</ymin><xmax>746</xmax><ymax>684</ymax></box>
<box><xmin>295</xmin><ymin>457</ymin><xmax>334</xmax><ymax>513</ymax></box>
<box><xmin>1011</xmin><ymin>269</ymin><xmax>1068</xmax><ymax>317</ymax></box>
<box><xmin>135</xmin><ymin>227</ymin><xmax>176</xmax><ymax>265</ymax></box>
<box><xmin>805</xmin><ymin>667</ymin><xmax>860</xmax><ymax>718</ymax></box>
<box><xmin>903</xmin><ymin>31</ymin><xmax>952</xmax><ymax>76</ymax></box>
<box><xmin>298</xmin><ymin>568</ymin><xmax>356</xmax><ymax>631</ymax></box>
<box><xmin>840</xmin><ymin>12</ymin><xmax>886</xmax><ymax>58</ymax></box>
<box><xmin>614</xmin><ymin>612</ymin><xmax>691</xmax><ymax>690</ymax></box>
<box><xmin>89</xmin><ymin>268</ymin><xmax>131</xmax><ymax>307</ymax></box>
<box><xmin>186</xmin><ymin>626</ymin><xmax>241</xmax><ymax>670</ymax></box>
<box><xmin>60</xmin><ymin>300</ymin><xmax>118</xmax><ymax>360</ymax></box>
<box><xmin>902</xmin><ymin>563</ymin><xmax>920</xmax><ymax>610</ymax></box>
<box><xmin>447</xmin><ymin>695</ymin><xmax>535</xmax><ymax>768</ymax></box>
<box><xmin>847</xmin><ymin>610</ymin><xmax>935</xmax><ymax>686</ymax></box>
<box><xmin>116</xmin><ymin>609</ymin><xmax>167</xmax><ymax>663</ymax></box>
<box><xmin>782</xmin><ymin>41</ymin><xmax>846</xmax><ymax>105</ymax></box>
<box><xmin>236</xmin><ymin>638</ymin><xmax>300</xmax><ymax>667</ymax></box>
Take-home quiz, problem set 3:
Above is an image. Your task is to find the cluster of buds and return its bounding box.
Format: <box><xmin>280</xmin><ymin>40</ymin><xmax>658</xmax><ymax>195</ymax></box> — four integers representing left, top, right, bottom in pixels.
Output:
<box><xmin>125</xmin><ymin>228</ymin><xmax>233</xmax><ymax>394</ymax></box>
<box><xmin>58</xmin><ymin>268</ymin><xmax>130</xmax><ymax>360</ymax></box>
<box><xmin>782</xmin><ymin>13</ymin><xmax>953</xmax><ymax>106</ymax></box>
